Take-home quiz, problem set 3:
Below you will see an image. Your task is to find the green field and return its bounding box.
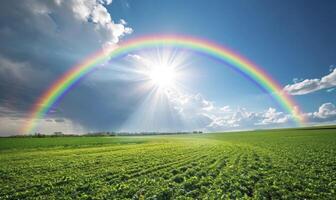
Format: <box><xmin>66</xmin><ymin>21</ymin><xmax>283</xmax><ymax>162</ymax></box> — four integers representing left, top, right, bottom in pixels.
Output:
<box><xmin>1</xmin><ymin>127</ymin><xmax>335</xmax><ymax>199</ymax></box>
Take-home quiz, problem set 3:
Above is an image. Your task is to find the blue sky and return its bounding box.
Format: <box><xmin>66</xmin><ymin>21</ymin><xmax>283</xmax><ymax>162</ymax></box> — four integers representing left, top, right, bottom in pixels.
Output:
<box><xmin>108</xmin><ymin>0</ymin><xmax>336</xmax><ymax>110</ymax></box>
<box><xmin>0</xmin><ymin>0</ymin><xmax>335</xmax><ymax>135</ymax></box>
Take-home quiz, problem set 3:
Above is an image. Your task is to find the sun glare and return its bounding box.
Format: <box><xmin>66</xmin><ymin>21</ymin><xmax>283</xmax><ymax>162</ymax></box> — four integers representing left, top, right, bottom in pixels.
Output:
<box><xmin>148</xmin><ymin>65</ymin><xmax>176</xmax><ymax>88</ymax></box>
<box><xmin>129</xmin><ymin>48</ymin><xmax>189</xmax><ymax>93</ymax></box>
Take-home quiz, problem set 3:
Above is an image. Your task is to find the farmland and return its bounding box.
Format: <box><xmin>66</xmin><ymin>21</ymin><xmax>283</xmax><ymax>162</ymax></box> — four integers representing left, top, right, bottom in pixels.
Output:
<box><xmin>0</xmin><ymin>127</ymin><xmax>335</xmax><ymax>199</ymax></box>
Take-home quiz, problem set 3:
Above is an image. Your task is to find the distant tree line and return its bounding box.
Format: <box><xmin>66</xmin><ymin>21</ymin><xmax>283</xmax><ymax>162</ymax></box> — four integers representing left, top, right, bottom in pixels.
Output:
<box><xmin>7</xmin><ymin>131</ymin><xmax>204</xmax><ymax>138</ymax></box>
<box><xmin>87</xmin><ymin>131</ymin><xmax>203</xmax><ymax>136</ymax></box>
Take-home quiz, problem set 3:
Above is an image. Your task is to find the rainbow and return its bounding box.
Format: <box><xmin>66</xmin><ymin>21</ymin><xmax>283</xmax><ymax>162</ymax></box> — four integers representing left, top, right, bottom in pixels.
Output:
<box><xmin>22</xmin><ymin>35</ymin><xmax>305</xmax><ymax>134</ymax></box>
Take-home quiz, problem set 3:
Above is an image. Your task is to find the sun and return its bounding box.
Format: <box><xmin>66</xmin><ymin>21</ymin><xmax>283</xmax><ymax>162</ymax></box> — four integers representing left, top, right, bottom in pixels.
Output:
<box><xmin>129</xmin><ymin>48</ymin><xmax>188</xmax><ymax>92</ymax></box>
<box><xmin>148</xmin><ymin>64</ymin><xmax>176</xmax><ymax>88</ymax></box>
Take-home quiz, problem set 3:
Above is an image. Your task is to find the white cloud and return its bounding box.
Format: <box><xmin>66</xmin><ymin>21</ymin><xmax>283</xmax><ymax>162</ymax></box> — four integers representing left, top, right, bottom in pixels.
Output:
<box><xmin>120</xmin><ymin>19</ymin><xmax>127</xmax><ymax>25</ymax></box>
<box><xmin>305</xmin><ymin>103</ymin><xmax>336</xmax><ymax>123</ymax></box>
<box><xmin>314</xmin><ymin>103</ymin><xmax>336</xmax><ymax>119</ymax></box>
<box><xmin>257</xmin><ymin>108</ymin><xmax>290</xmax><ymax>125</ymax></box>
<box><xmin>107</xmin><ymin>0</ymin><xmax>113</xmax><ymax>5</ymax></box>
<box><xmin>284</xmin><ymin>68</ymin><xmax>336</xmax><ymax>95</ymax></box>
<box><xmin>91</xmin><ymin>4</ymin><xmax>111</xmax><ymax>25</ymax></box>
<box><xmin>220</xmin><ymin>106</ymin><xmax>231</xmax><ymax>112</ymax></box>
<box><xmin>0</xmin><ymin>0</ymin><xmax>132</xmax><ymax>52</ymax></box>
<box><xmin>167</xmin><ymin>91</ymin><xmax>292</xmax><ymax>131</ymax></box>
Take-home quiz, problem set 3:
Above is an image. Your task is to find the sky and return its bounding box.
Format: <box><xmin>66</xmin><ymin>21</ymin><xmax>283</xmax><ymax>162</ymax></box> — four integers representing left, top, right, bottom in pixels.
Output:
<box><xmin>0</xmin><ymin>0</ymin><xmax>335</xmax><ymax>135</ymax></box>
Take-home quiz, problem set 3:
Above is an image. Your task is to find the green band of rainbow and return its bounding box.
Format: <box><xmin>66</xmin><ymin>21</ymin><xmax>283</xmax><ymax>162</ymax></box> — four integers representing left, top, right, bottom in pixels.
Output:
<box><xmin>22</xmin><ymin>35</ymin><xmax>305</xmax><ymax>134</ymax></box>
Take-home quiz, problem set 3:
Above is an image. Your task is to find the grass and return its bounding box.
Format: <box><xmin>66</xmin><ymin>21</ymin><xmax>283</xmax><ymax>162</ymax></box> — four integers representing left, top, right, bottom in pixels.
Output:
<box><xmin>0</xmin><ymin>127</ymin><xmax>335</xmax><ymax>199</ymax></box>
<box><xmin>0</xmin><ymin>136</ymin><xmax>148</xmax><ymax>151</ymax></box>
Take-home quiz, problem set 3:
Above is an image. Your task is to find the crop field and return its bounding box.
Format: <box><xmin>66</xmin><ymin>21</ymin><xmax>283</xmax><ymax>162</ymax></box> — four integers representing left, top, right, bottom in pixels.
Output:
<box><xmin>0</xmin><ymin>127</ymin><xmax>335</xmax><ymax>199</ymax></box>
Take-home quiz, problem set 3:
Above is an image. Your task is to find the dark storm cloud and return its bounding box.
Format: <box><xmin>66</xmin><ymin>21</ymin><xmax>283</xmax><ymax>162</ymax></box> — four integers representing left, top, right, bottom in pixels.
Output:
<box><xmin>0</xmin><ymin>0</ymin><xmax>133</xmax><ymax>134</ymax></box>
<box><xmin>52</xmin><ymin>80</ymin><xmax>145</xmax><ymax>131</ymax></box>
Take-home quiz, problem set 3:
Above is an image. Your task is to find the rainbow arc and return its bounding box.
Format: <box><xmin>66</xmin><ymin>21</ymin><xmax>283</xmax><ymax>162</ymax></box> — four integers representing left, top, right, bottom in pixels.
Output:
<box><xmin>22</xmin><ymin>35</ymin><xmax>305</xmax><ymax>134</ymax></box>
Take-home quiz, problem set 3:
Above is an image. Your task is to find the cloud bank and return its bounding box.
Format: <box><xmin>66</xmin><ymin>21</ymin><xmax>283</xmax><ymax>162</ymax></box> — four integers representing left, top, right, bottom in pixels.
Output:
<box><xmin>166</xmin><ymin>91</ymin><xmax>293</xmax><ymax>132</ymax></box>
<box><xmin>305</xmin><ymin>102</ymin><xmax>336</xmax><ymax>123</ymax></box>
<box><xmin>284</xmin><ymin>68</ymin><xmax>336</xmax><ymax>95</ymax></box>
